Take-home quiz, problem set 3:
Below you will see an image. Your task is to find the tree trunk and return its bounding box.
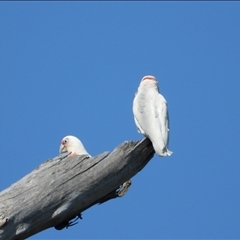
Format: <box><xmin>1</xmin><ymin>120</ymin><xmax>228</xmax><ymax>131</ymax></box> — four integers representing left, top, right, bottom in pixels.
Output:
<box><xmin>0</xmin><ymin>137</ymin><xmax>154</xmax><ymax>240</ymax></box>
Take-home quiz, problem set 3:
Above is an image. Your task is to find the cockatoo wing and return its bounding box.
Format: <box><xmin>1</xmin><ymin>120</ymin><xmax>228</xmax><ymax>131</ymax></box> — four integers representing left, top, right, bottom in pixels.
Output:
<box><xmin>153</xmin><ymin>93</ymin><xmax>172</xmax><ymax>156</ymax></box>
<box><xmin>133</xmin><ymin>93</ymin><xmax>146</xmax><ymax>134</ymax></box>
<box><xmin>134</xmin><ymin>116</ymin><xmax>145</xmax><ymax>134</ymax></box>
<box><xmin>133</xmin><ymin>88</ymin><xmax>154</xmax><ymax>137</ymax></box>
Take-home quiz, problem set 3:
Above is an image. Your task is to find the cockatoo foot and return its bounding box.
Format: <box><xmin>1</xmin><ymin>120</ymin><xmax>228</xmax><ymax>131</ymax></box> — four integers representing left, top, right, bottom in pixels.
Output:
<box><xmin>117</xmin><ymin>180</ymin><xmax>132</xmax><ymax>197</ymax></box>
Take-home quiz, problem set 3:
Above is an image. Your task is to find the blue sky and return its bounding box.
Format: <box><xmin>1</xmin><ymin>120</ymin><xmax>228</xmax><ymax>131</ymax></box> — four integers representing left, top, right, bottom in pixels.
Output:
<box><xmin>0</xmin><ymin>2</ymin><xmax>240</xmax><ymax>239</ymax></box>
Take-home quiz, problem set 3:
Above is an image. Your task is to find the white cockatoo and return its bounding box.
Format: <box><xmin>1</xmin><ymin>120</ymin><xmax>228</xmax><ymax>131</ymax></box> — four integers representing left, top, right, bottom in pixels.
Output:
<box><xmin>59</xmin><ymin>135</ymin><xmax>91</xmax><ymax>157</ymax></box>
<box><xmin>133</xmin><ymin>75</ymin><xmax>173</xmax><ymax>157</ymax></box>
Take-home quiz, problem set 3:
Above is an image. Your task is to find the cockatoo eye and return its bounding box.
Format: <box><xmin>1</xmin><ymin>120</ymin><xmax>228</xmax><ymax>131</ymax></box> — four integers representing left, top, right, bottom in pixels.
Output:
<box><xmin>62</xmin><ymin>139</ymin><xmax>69</xmax><ymax>144</ymax></box>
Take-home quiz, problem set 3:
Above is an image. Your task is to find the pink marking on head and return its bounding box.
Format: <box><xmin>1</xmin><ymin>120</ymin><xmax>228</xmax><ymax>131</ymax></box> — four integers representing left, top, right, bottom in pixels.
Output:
<box><xmin>141</xmin><ymin>75</ymin><xmax>157</xmax><ymax>82</ymax></box>
<box><xmin>61</xmin><ymin>139</ymin><xmax>68</xmax><ymax>145</ymax></box>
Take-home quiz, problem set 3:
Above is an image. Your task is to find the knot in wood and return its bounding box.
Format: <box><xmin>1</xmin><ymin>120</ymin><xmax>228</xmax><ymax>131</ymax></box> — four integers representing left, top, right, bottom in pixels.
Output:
<box><xmin>0</xmin><ymin>213</ymin><xmax>8</xmax><ymax>228</ymax></box>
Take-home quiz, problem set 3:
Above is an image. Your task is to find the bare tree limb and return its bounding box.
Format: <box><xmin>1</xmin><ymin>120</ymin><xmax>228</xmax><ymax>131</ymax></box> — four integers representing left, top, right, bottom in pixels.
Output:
<box><xmin>0</xmin><ymin>137</ymin><xmax>154</xmax><ymax>240</ymax></box>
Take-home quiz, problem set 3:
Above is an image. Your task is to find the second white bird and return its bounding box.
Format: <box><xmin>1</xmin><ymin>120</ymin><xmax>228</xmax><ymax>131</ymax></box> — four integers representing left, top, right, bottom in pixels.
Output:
<box><xmin>59</xmin><ymin>135</ymin><xmax>91</xmax><ymax>157</ymax></box>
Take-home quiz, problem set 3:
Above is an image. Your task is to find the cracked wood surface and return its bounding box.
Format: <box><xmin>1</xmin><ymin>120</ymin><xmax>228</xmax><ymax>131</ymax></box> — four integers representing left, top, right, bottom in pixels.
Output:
<box><xmin>0</xmin><ymin>137</ymin><xmax>154</xmax><ymax>240</ymax></box>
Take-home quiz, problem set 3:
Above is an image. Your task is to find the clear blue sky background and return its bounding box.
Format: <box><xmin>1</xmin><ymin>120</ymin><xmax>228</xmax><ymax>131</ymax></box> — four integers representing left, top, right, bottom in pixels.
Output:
<box><xmin>0</xmin><ymin>2</ymin><xmax>240</xmax><ymax>239</ymax></box>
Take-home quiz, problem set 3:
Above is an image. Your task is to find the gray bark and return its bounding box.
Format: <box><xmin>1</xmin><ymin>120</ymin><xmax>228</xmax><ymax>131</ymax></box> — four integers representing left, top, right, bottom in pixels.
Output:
<box><xmin>0</xmin><ymin>137</ymin><xmax>154</xmax><ymax>240</ymax></box>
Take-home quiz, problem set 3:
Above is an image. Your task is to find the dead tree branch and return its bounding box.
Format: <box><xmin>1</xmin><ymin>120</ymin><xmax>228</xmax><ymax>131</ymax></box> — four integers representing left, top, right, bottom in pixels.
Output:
<box><xmin>0</xmin><ymin>137</ymin><xmax>154</xmax><ymax>240</ymax></box>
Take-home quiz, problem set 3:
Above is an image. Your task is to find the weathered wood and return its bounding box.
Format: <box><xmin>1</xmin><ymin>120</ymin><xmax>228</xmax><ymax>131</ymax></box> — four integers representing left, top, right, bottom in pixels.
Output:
<box><xmin>0</xmin><ymin>137</ymin><xmax>154</xmax><ymax>240</ymax></box>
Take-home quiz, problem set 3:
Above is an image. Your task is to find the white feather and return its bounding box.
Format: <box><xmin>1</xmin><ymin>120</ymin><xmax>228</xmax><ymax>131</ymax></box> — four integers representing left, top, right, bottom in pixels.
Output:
<box><xmin>133</xmin><ymin>75</ymin><xmax>173</xmax><ymax>157</ymax></box>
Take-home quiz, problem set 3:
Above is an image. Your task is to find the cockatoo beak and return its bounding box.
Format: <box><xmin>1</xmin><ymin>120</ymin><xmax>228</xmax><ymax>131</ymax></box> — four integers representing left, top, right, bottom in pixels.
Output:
<box><xmin>59</xmin><ymin>144</ymin><xmax>67</xmax><ymax>154</ymax></box>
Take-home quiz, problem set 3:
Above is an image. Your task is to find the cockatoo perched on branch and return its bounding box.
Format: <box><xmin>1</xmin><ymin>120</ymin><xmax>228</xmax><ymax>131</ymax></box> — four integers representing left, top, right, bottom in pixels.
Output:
<box><xmin>59</xmin><ymin>135</ymin><xmax>91</xmax><ymax>157</ymax></box>
<box><xmin>133</xmin><ymin>75</ymin><xmax>173</xmax><ymax>157</ymax></box>
<box><xmin>58</xmin><ymin>135</ymin><xmax>131</xmax><ymax>202</ymax></box>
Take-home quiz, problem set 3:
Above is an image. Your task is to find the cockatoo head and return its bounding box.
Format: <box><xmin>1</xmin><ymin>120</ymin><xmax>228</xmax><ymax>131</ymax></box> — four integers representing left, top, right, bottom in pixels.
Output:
<box><xmin>59</xmin><ymin>135</ymin><xmax>90</xmax><ymax>157</ymax></box>
<box><xmin>140</xmin><ymin>75</ymin><xmax>159</xmax><ymax>90</ymax></box>
<box><xmin>141</xmin><ymin>75</ymin><xmax>157</xmax><ymax>82</ymax></box>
